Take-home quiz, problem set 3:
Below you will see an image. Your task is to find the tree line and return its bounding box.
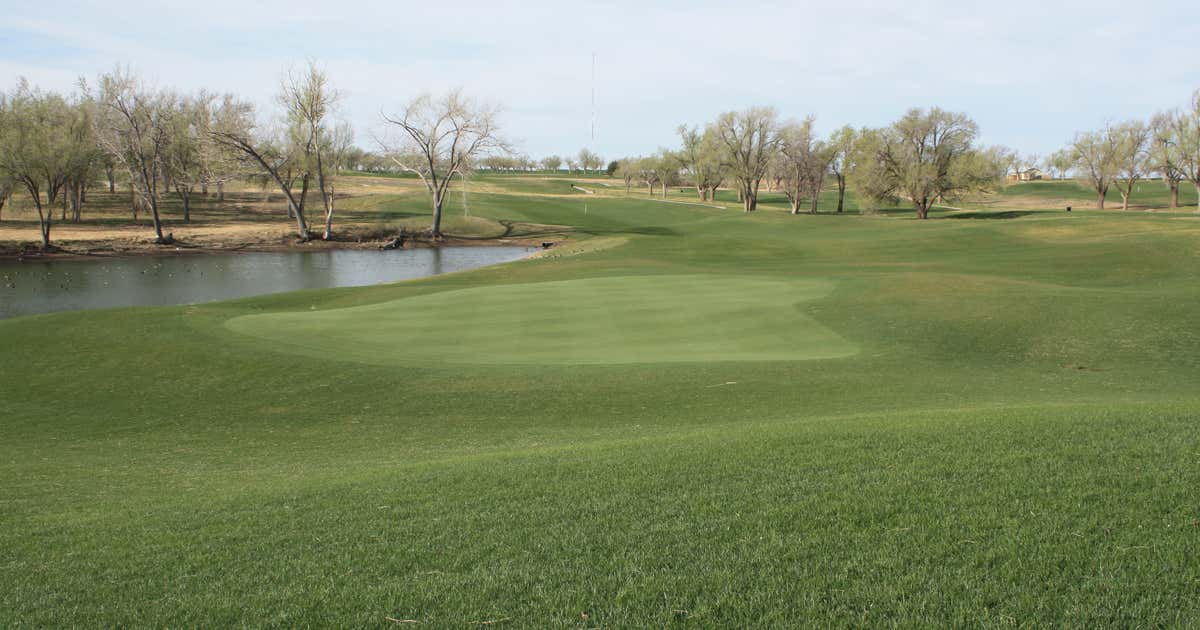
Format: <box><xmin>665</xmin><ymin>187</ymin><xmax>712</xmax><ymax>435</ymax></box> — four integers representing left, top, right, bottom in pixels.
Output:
<box><xmin>1042</xmin><ymin>90</ymin><xmax>1200</xmax><ymax>210</ymax></box>
<box><xmin>0</xmin><ymin>63</ymin><xmax>506</xmax><ymax>248</ymax></box>
<box><xmin>610</xmin><ymin>106</ymin><xmax>1005</xmax><ymax>219</ymax></box>
<box><xmin>4</xmin><ymin>64</ymin><xmax>1198</xmax><ymax>251</ymax></box>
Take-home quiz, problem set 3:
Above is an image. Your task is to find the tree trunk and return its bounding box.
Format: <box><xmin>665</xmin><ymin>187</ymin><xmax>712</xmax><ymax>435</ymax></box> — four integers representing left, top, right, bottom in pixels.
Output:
<box><xmin>28</xmin><ymin>188</ymin><xmax>51</xmax><ymax>249</ymax></box>
<box><xmin>217</xmin><ymin>181</ymin><xmax>225</xmax><ymax>203</ymax></box>
<box><xmin>431</xmin><ymin>192</ymin><xmax>444</xmax><ymax>239</ymax></box>
<box><xmin>177</xmin><ymin>186</ymin><xmax>191</xmax><ymax>222</ymax></box>
<box><xmin>916</xmin><ymin>199</ymin><xmax>930</xmax><ymax>220</ymax></box>
<box><xmin>1096</xmin><ymin>188</ymin><xmax>1107</xmax><ymax>209</ymax></box>
<box><xmin>148</xmin><ymin>194</ymin><xmax>167</xmax><ymax>243</ymax></box>
<box><xmin>789</xmin><ymin>196</ymin><xmax>801</xmax><ymax>215</ymax></box>
<box><xmin>1169</xmin><ymin>180</ymin><xmax>1179</xmax><ymax>208</ymax></box>
<box><xmin>809</xmin><ymin>193</ymin><xmax>819</xmax><ymax>215</ymax></box>
<box><xmin>743</xmin><ymin>183</ymin><xmax>757</xmax><ymax>212</ymax></box>
<box><xmin>71</xmin><ymin>183</ymin><xmax>83</xmax><ymax>222</ymax></box>
<box><xmin>323</xmin><ymin>186</ymin><xmax>335</xmax><ymax>241</ymax></box>
<box><xmin>836</xmin><ymin>176</ymin><xmax>846</xmax><ymax>213</ymax></box>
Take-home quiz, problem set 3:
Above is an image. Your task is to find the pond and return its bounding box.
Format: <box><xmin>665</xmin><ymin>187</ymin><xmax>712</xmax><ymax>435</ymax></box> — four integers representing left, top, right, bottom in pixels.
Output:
<box><xmin>0</xmin><ymin>246</ymin><xmax>534</xmax><ymax>319</ymax></box>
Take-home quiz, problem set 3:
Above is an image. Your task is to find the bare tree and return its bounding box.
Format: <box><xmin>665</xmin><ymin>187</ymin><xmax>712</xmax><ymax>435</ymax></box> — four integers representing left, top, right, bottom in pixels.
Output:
<box><xmin>1150</xmin><ymin>111</ymin><xmax>1186</xmax><ymax>208</ymax></box>
<box><xmin>92</xmin><ymin>70</ymin><xmax>177</xmax><ymax>243</ymax></box>
<box><xmin>380</xmin><ymin>90</ymin><xmax>507</xmax><ymax>239</ymax></box>
<box><xmin>776</xmin><ymin>118</ymin><xmax>812</xmax><ymax>214</ymax></box>
<box><xmin>320</xmin><ymin>121</ymin><xmax>354</xmax><ymax>240</ymax></box>
<box><xmin>210</xmin><ymin>93</ymin><xmax>313</xmax><ymax>240</ymax></box>
<box><xmin>281</xmin><ymin>62</ymin><xmax>341</xmax><ymax>240</ymax></box>
<box><xmin>1171</xmin><ymin>90</ymin><xmax>1200</xmax><ymax>212</ymax></box>
<box><xmin>164</xmin><ymin>95</ymin><xmax>208</xmax><ymax>222</ymax></box>
<box><xmin>712</xmin><ymin>107</ymin><xmax>781</xmax><ymax>212</ymax></box>
<box><xmin>614</xmin><ymin>158</ymin><xmax>638</xmax><ymax>193</ymax></box>
<box><xmin>636</xmin><ymin>156</ymin><xmax>659</xmax><ymax>196</ymax></box>
<box><xmin>540</xmin><ymin>155</ymin><xmax>562</xmax><ymax>171</ymax></box>
<box><xmin>1070</xmin><ymin>125</ymin><xmax>1123</xmax><ymax>209</ymax></box>
<box><xmin>1109</xmin><ymin>120</ymin><xmax>1149</xmax><ymax>211</ymax></box>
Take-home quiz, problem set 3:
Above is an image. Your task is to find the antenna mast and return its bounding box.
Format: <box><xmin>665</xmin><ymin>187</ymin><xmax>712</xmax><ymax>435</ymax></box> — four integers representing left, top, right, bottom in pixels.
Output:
<box><xmin>590</xmin><ymin>52</ymin><xmax>596</xmax><ymax>143</ymax></box>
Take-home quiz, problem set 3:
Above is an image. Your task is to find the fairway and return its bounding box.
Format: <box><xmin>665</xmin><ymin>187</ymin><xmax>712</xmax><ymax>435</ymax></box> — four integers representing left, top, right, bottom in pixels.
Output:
<box><xmin>226</xmin><ymin>275</ymin><xmax>857</xmax><ymax>364</ymax></box>
<box><xmin>3</xmin><ymin>175</ymin><xmax>1200</xmax><ymax>626</ymax></box>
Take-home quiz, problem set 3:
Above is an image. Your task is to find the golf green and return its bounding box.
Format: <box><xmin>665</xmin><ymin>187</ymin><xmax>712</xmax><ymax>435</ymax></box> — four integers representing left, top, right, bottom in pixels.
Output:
<box><xmin>226</xmin><ymin>275</ymin><xmax>858</xmax><ymax>364</ymax></box>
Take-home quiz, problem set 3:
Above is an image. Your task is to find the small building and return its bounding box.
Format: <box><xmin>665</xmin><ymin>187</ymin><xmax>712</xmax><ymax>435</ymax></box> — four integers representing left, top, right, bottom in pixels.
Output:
<box><xmin>1017</xmin><ymin>168</ymin><xmax>1044</xmax><ymax>182</ymax></box>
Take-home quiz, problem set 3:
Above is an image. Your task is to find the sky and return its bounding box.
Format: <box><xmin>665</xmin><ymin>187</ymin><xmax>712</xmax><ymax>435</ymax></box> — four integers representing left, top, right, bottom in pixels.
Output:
<box><xmin>1</xmin><ymin>0</ymin><xmax>1198</xmax><ymax>162</ymax></box>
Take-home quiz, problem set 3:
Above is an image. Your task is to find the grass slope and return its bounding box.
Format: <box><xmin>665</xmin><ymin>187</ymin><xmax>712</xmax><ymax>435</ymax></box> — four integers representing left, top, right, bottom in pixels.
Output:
<box><xmin>2</xmin><ymin>176</ymin><xmax>1199</xmax><ymax>626</ymax></box>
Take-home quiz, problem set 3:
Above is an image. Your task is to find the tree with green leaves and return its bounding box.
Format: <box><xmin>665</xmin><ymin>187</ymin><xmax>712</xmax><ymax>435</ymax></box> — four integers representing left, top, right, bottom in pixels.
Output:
<box><xmin>577</xmin><ymin>148</ymin><xmax>603</xmax><ymax>174</ymax></box>
<box><xmin>1043</xmin><ymin>149</ymin><xmax>1074</xmax><ymax>181</ymax></box>
<box><xmin>676</xmin><ymin>124</ymin><xmax>726</xmax><ymax>202</ymax></box>
<box><xmin>0</xmin><ymin>80</ymin><xmax>79</xmax><ymax>248</ymax></box>
<box><xmin>859</xmin><ymin>108</ymin><xmax>997</xmax><ymax>219</ymax></box>
<box><xmin>826</xmin><ymin>125</ymin><xmax>858</xmax><ymax>213</ymax></box>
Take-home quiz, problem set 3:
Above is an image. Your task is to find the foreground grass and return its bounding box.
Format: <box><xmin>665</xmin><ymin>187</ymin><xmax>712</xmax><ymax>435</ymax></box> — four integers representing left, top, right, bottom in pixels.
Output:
<box><xmin>2</xmin><ymin>177</ymin><xmax>1199</xmax><ymax>625</ymax></box>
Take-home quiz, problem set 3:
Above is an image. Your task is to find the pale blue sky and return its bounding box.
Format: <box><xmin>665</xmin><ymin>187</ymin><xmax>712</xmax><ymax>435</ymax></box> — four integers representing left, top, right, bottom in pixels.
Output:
<box><xmin>1</xmin><ymin>0</ymin><xmax>1197</xmax><ymax>161</ymax></box>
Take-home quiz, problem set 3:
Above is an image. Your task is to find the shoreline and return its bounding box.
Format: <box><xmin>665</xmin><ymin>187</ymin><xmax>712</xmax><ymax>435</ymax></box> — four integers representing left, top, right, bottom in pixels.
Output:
<box><xmin>0</xmin><ymin>233</ymin><xmax>554</xmax><ymax>263</ymax></box>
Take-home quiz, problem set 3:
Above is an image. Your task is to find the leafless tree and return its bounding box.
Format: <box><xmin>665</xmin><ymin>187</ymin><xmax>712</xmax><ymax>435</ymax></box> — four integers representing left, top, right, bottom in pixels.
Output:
<box><xmin>280</xmin><ymin>62</ymin><xmax>341</xmax><ymax>240</ymax></box>
<box><xmin>1109</xmin><ymin>120</ymin><xmax>1150</xmax><ymax>211</ymax></box>
<box><xmin>1070</xmin><ymin>124</ymin><xmax>1123</xmax><ymax>209</ymax></box>
<box><xmin>1150</xmin><ymin>111</ymin><xmax>1186</xmax><ymax>208</ymax></box>
<box><xmin>711</xmin><ymin>107</ymin><xmax>781</xmax><ymax>212</ymax></box>
<box><xmin>380</xmin><ymin>90</ymin><xmax>508</xmax><ymax>239</ymax></box>
<box><xmin>210</xmin><ymin>95</ymin><xmax>313</xmax><ymax>240</ymax></box>
<box><xmin>92</xmin><ymin>70</ymin><xmax>176</xmax><ymax>243</ymax></box>
<box><xmin>1170</xmin><ymin>90</ymin><xmax>1200</xmax><ymax>212</ymax></box>
<box><xmin>777</xmin><ymin>118</ymin><xmax>833</xmax><ymax>215</ymax></box>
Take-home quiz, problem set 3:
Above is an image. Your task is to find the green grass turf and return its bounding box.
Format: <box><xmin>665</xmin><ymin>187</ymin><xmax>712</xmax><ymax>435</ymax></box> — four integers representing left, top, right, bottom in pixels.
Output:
<box><xmin>2</xmin><ymin>176</ymin><xmax>1200</xmax><ymax>626</ymax></box>
<box><xmin>995</xmin><ymin>178</ymin><xmax>1200</xmax><ymax>208</ymax></box>
<box><xmin>226</xmin><ymin>276</ymin><xmax>855</xmax><ymax>365</ymax></box>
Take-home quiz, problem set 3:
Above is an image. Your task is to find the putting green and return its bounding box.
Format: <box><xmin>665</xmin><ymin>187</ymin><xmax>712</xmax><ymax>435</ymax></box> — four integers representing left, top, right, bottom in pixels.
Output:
<box><xmin>225</xmin><ymin>275</ymin><xmax>857</xmax><ymax>365</ymax></box>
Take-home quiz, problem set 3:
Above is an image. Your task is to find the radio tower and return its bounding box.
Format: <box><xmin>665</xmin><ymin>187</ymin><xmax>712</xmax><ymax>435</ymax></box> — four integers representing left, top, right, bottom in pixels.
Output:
<box><xmin>590</xmin><ymin>52</ymin><xmax>596</xmax><ymax>143</ymax></box>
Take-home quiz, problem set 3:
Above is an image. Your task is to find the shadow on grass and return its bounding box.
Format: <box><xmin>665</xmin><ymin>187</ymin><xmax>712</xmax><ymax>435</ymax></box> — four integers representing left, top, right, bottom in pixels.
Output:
<box><xmin>944</xmin><ymin>211</ymin><xmax>1044</xmax><ymax>220</ymax></box>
